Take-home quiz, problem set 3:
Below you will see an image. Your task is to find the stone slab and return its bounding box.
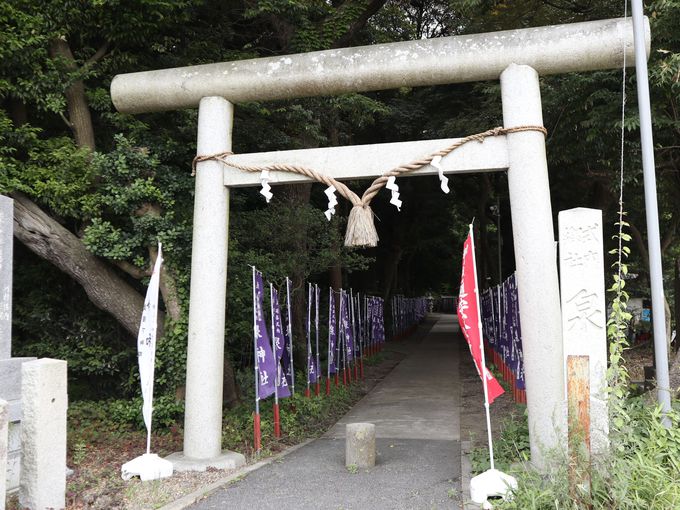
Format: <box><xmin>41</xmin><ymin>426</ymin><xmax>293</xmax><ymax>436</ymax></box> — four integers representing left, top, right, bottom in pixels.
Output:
<box><xmin>166</xmin><ymin>451</ymin><xmax>246</xmax><ymax>473</ymax></box>
<box><xmin>19</xmin><ymin>358</ymin><xmax>67</xmax><ymax>510</ymax></box>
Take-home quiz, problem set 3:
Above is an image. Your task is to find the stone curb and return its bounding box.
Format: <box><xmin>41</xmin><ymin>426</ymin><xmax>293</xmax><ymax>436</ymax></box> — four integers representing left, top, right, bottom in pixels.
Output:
<box><xmin>157</xmin><ymin>438</ymin><xmax>315</xmax><ymax>510</ymax></box>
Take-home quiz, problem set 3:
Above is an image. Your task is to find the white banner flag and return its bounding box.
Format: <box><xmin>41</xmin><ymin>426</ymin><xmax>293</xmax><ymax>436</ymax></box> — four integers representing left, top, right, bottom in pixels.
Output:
<box><xmin>138</xmin><ymin>243</ymin><xmax>162</xmax><ymax>447</ymax></box>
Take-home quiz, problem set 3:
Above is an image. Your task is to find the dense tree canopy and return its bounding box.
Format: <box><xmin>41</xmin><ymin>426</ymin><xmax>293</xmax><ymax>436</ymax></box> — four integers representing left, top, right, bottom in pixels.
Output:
<box><xmin>1</xmin><ymin>0</ymin><xmax>678</xmax><ymax>404</ymax></box>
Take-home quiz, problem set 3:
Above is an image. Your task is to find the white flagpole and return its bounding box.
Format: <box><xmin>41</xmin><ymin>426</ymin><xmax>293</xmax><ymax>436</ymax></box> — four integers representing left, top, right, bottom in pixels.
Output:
<box><xmin>121</xmin><ymin>243</ymin><xmax>173</xmax><ymax>481</ymax></box>
<box><xmin>285</xmin><ymin>277</ymin><xmax>295</xmax><ymax>395</ymax></box>
<box><xmin>270</xmin><ymin>283</ymin><xmax>279</xmax><ymax>405</ymax></box>
<box><xmin>315</xmin><ymin>283</ymin><xmax>320</xmax><ymax>391</ymax></box>
<box><xmin>328</xmin><ymin>288</ymin><xmax>332</xmax><ymax>382</ymax></box>
<box><xmin>306</xmin><ymin>283</ymin><xmax>312</xmax><ymax>396</ymax></box>
<box><xmin>252</xmin><ymin>267</ymin><xmax>261</xmax><ymax>448</ymax></box>
<box><xmin>469</xmin><ymin>224</ymin><xmax>495</xmax><ymax>470</ymax></box>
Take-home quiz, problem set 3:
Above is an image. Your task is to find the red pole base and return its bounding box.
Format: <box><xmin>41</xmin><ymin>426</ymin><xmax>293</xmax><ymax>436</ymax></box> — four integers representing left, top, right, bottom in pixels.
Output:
<box><xmin>304</xmin><ymin>387</ymin><xmax>311</xmax><ymax>398</ymax></box>
<box><xmin>334</xmin><ymin>373</ymin><xmax>339</xmax><ymax>386</ymax></box>
<box><xmin>315</xmin><ymin>381</ymin><xmax>320</xmax><ymax>396</ymax></box>
<box><xmin>354</xmin><ymin>364</ymin><xmax>358</xmax><ymax>380</ymax></box>
<box><xmin>254</xmin><ymin>412</ymin><xmax>261</xmax><ymax>452</ymax></box>
<box><xmin>360</xmin><ymin>359</ymin><xmax>364</xmax><ymax>379</ymax></box>
<box><xmin>348</xmin><ymin>366</ymin><xmax>353</xmax><ymax>383</ymax></box>
<box><xmin>273</xmin><ymin>403</ymin><xmax>281</xmax><ymax>438</ymax></box>
<box><xmin>326</xmin><ymin>378</ymin><xmax>331</xmax><ymax>395</ymax></box>
<box><xmin>342</xmin><ymin>370</ymin><xmax>347</xmax><ymax>386</ymax></box>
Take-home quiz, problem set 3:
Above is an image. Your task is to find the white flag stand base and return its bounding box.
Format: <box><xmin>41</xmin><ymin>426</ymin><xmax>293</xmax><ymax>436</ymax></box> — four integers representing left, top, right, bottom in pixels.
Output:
<box><xmin>121</xmin><ymin>453</ymin><xmax>174</xmax><ymax>481</ymax></box>
<box><xmin>470</xmin><ymin>468</ymin><xmax>517</xmax><ymax>509</ymax></box>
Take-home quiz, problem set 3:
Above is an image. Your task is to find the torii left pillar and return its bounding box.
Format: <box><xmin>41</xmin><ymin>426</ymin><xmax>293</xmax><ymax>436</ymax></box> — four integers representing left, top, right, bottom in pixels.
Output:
<box><xmin>166</xmin><ymin>97</ymin><xmax>245</xmax><ymax>470</ymax></box>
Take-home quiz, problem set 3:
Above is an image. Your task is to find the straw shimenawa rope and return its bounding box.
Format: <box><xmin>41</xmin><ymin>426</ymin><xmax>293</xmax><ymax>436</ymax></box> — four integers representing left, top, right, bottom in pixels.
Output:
<box><xmin>192</xmin><ymin>125</ymin><xmax>547</xmax><ymax>247</ymax></box>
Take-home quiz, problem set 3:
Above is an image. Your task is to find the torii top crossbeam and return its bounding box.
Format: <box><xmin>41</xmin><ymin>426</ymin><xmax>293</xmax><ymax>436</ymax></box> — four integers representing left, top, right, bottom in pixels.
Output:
<box><xmin>112</xmin><ymin>17</ymin><xmax>648</xmax><ymax>113</ymax></box>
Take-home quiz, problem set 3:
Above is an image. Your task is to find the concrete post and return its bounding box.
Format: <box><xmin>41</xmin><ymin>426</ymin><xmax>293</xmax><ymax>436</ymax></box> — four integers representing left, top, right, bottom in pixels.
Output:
<box><xmin>1</xmin><ymin>399</ymin><xmax>7</xmax><ymax>510</ymax></box>
<box><xmin>346</xmin><ymin>423</ymin><xmax>376</xmax><ymax>469</ymax></box>
<box><xmin>19</xmin><ymin>359</ymin><xmax>67</xmax><ymax>510</ymax></box>
<box><xmin>167</xmin><ymin>96</ymin><xmax>244</xmax><ymax>472</ymax></box>
<box><xmin>501</xmin><ymin>64</ymin><xmax>565</xmax><ymax>468</ymax></box>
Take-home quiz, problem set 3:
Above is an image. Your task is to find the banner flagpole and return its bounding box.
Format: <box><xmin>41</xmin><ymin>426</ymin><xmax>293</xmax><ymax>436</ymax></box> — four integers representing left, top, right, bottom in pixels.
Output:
<box><xmin>315</xmin><ymin>284</ymin><xmax>321</xmax><ymax>396</ymax></box>
<box><xmin>286</xmin><ymin>277</ymin><xmax>295</xmax><ymax>395</ymax></box>
<box><xmin>121</xmin><ymin>242</ymin><xmax>173</xmax><ymax>481</ymax></box>
<box><xmin>469</xmin><ymin>224</ymin><xmax>495</xmax><ymax>470</ymax></box>
<box><xmin>463</xmin><ymin>225</ymin><xmax>517</xmax><ymax>506</ymax></box>
<box><xmin>270</xmin><ymin>283</ymin><xmax>281</xmax><ymax>438</ymax></box>
<box><xmin>305</xmin><ymin>283</ymin><xmax>312</xmax><ymax>397</ymax></box>
<box><xmin>357</xmin><ymin>292</ymin><xmax>364</xmax><ymax>379</ymax></box>
<box><xmin>327</xmin><ymin>287</ymin><xmax>332</xmax><ymax>395</ymax></box>
<box><xmin>252</xmin><ymin>266</ymin><xmax>262</xmax><ymax>452</ymax></box>
<box><xmin>335</xmin><ymin>290</ymin><xmax>341</xmax><ymax>386</ymax></box>
<box><xmin>350</xmin><ymin>289</ymin><xmax>358</xmax><ymax>380</ymax></box>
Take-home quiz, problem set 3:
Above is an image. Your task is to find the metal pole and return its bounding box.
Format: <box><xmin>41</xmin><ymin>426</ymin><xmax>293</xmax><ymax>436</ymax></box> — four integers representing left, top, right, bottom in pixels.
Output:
<box><xmin>315</xmin><ymin>284</ymin><xmax>321</xmax><ymax>395</ymax></box>
<box><xmin>470</xmin><ymin>225</ymin><xmax>496</xmax><ymax>470</ymax></box>
<box><xmin>270</xmin><ymin>283</ymin><xmax>280</xmax><ymax>437</ymax></box>
<box><xmin>631</xmin><ymin>0</ymin><xmax>672</xmax><ymax>423</ymax></box>
<box><xmin>252</xmin><ymin>267</ymin><xmax>261</xmax><ymax>451</ymax></box>
<box><xmin>285</xmin><ymin>277</ymin><xmax>295</xmax><ymax>395</ymax></box>
<box><xmin>306</xmin><ymin>283</ymin><xmax>312</xmax><ymax>397</ymax></box>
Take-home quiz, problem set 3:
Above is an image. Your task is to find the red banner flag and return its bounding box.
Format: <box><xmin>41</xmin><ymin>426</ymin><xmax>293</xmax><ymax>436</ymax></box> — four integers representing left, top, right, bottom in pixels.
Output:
<box><xmin>458</xmin><ymin>229</ymin><xmax>505</xmax><ymax>404</ymax></box>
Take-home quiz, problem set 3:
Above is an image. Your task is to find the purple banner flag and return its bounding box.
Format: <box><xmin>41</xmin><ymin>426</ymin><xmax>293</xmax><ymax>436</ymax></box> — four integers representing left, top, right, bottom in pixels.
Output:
<box><xmin>254</xmin><ymin>271</ymin><xmax>276</xmax><ymax>400</ymax></box>
<box><xmin>341</xmin><ymin>292</ymin><xmax>354</xmax><ymax>361</ymax></box>
<box><xmin>307</xmin><ymin>284</ymin><xmax>318</xmax><ymax>384</ymax></box>
<box><xmin>271</xmin><ymin>287</ymin><xmax>291</xmax><ymax>398</ymax></box>
<box><xmin>328</xmin><ymin>289</ymin><xmax>337</xmax><ymax>374</ymax></box>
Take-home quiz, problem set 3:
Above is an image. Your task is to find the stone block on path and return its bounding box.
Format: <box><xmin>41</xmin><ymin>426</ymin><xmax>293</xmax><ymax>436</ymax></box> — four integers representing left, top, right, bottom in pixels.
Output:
<box><xmin>19</xmin><ymin>359</ymin><xmax>67</xmax><ymax>510</ymax></box>
<box><xmin>346</xmin><ymin>422</ymin><xmax>376</xmax><ymax>469</ymax></box>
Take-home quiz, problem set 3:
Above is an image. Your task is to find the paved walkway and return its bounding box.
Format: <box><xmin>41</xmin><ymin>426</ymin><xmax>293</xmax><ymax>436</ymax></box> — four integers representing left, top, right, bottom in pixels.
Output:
<box><xmin>190</xmin><ymin>314</ymin><xmax>464</xmax><ymax>510</ymax></box>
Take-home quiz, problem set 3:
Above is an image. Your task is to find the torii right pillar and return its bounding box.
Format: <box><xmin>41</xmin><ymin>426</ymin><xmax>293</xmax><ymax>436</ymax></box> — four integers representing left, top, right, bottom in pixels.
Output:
<box><xmin>501</xmin><ymin>63</ymin><xmax>565</xmax><ymax>468</ymax></box>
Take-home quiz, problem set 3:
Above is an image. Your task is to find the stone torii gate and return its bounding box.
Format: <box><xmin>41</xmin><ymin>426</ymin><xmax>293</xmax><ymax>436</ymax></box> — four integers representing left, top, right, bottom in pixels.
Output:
<box><xmin>111</xmin><ymin>17</ymin><xmax>648</xmax><ymax>470</ymax></box>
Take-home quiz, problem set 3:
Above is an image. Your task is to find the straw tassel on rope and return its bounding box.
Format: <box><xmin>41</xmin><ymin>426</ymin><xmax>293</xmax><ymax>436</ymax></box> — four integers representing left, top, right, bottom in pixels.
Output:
<box><xmin>192</xmin><ymin>125</ymin><xmax>547</xmax><ymax>248</ymax></box>
<box><xmin>345</xmin><ymin>204</ymin><xmax>379</xmax><ymax>247</ymax></box>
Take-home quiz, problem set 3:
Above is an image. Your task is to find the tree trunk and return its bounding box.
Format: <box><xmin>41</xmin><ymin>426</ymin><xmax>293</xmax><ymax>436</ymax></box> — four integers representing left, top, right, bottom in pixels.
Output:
<box><xmin>382</xmin><ymin>244</ymin><xmax>402</xmax><ymax>300</ymax></box>
<box><xmin>149</xmin><ymin>243</ymin><xmax>182</xmax><ymax>321</ymax></box>
<box><xmin>282</xmin><ymin>183</ymin><xmax>313</xmax><ymax>362</ymax></box>
<box><xmin>49</xmin><ymin>37</ymin><xmax>96</xmax><ymax>151</ymax></box>
<box><xmin>11</xmin><ymin>191</ymin><xmax>162</xmax><ymax>339</ymax></box>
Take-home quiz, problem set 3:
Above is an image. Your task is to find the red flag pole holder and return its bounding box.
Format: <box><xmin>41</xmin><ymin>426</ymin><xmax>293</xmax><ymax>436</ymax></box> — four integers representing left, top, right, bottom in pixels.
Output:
<box><xmin>326</xmin><ymin>377</ymin><xmax>331</xmax><ymax>395</ymax></box>
<box><xmin>273</xmin><ymin>403</ymin><xmax>281</xmax><ymax>438</ymax></box>
<box><xmin>315</xmin><ymin>380</ymin><xmax>320</xmax><ymax>396</ymax></box>
<box><xmin>254</xmin><ymin>412</ymin><xmax>261</xmax><ymax>451</ymax></box>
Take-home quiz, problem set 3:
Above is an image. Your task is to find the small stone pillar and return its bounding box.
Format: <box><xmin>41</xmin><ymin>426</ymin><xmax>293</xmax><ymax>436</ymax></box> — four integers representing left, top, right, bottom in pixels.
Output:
<box><xmin>1</xmin><ymin>399</ymin><xmax>7</xmax><ymax>510</ymax></box>
<box><xmin>346</xmin><ymin>423</ymin><xmax>375</xmax><ymax>469</ymax></box>
<box><xmin>19</xmin><ymin>359</ymin><xmax>67</xmax><ymax>510</ymax></box>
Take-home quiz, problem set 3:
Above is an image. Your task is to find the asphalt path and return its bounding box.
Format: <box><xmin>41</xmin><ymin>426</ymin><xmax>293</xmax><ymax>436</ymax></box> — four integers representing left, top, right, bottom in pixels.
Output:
<box><xmin>190</xmin><ymin>314</ymin><xmax>463</xmax><ymax>510</ymax></box>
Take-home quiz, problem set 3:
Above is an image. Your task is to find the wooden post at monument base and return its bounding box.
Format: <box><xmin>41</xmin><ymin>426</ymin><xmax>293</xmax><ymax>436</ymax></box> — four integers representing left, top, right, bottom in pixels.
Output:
<box><xmin>567</xmin><ymin>355</ymin><xmax>592</xmax><ymax>506</ymax></box>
